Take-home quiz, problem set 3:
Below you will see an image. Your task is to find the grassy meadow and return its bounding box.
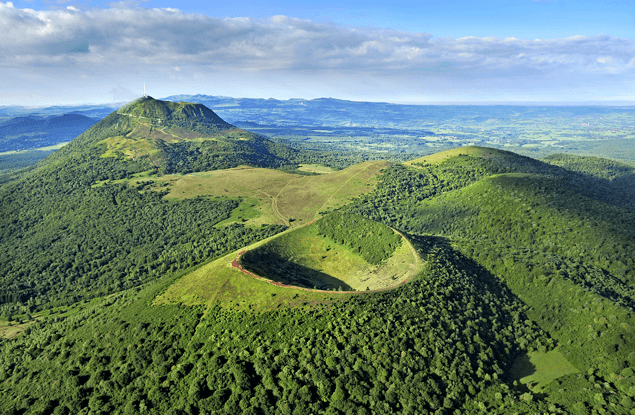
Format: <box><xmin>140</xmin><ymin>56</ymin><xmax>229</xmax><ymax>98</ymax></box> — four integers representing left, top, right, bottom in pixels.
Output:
<box><xmin>154</xmin><ymin>249</ymin><xmax>340</xmax><ymax>314</ymax></box>
<box><xmin>150</xmin><ymin>160</ymin><xmax>389</xmax><ymax>227</ymax></box>
<box><xmin>510</xmin><ymin>349</ymin><xmax>580</xmax><ymax>392</ymax></box>
<box><xmin>297</xmin><ymin>163</ymin><xmax>335</xmax><ymax>173</ymax></box>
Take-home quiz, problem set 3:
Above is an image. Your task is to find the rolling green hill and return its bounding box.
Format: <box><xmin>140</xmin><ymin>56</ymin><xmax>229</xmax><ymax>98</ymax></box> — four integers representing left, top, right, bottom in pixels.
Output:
<box><xmin>0</xmin><ymin>134</ymin><xmax>634</xmax><ymax>414</ymax></box>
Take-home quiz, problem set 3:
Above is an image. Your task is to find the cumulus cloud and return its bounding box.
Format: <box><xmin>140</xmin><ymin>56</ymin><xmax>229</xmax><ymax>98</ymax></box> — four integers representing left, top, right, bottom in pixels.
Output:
<box><xmin>1</xmin><ymin>2</ymin><xmax>634</xmax><ymax>103</ymax></box>
<box><xmin>2</xmin><ymin>2</ymin><xmax>633</xmax><ymax>77</ymax></box>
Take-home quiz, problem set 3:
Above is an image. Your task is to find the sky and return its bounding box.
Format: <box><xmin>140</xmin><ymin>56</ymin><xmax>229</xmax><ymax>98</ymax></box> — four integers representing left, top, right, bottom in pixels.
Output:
<box><xmin>2</xmin><ymin>0</ymin><xmax>635</xmax><ymax>106</ymax></box>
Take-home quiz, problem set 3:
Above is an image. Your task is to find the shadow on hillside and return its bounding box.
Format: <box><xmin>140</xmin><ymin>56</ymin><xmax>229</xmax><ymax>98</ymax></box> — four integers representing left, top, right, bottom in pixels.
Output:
<box><xmin>407</xmin><ymin>233</ymin><xmax>555</xmax><ymax>393</ymax></box>
<box><xmin>509</xmin><ymin>353</ymin><xmax>537</xmax><ymax>381</ymax></box>
<box><xmin>507</xmin><ymin>353</ymin><xmax>548</xmax><ymax>397</ymax></box>
<box><xmin>241</xmin><ymin>251</ymin><xmax>354</xmax><ymax>291</ymax></box>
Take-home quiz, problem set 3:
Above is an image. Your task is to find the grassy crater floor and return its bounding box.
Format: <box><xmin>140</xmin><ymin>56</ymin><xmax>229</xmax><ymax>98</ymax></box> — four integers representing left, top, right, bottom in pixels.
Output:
<box><xmin>239</xmin><ymin>222</ymin><xmax>422</xmax><ymax>291</ymax></box>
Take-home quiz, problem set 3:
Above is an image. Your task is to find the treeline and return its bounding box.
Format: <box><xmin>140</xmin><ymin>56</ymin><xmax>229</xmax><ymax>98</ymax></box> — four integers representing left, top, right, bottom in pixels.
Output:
<box><xmin>0</xmin><ymin>236</ymin><xmax>554</xmax><ymax>415</ymax></box>
<box><xmin>160</xmin><ymin>137</ymin><xmax>300</xmax><ymax>174</ymax></box>
<box><xmin>159</xmin><ymin>134</ymin><xmax>402</xmax><ymax>175</ymax></box>
<box><xmin>543</xmin><ymin>153</ymin><xmax>635</xmax><ymax>181</ymax></box>
<box><xmin>268</xmin><ymin>135</ymin><xmax>428</xmax><ymax>167</ymax></box>
<box><xmin>316</xmin><ymin>212</ymin><xmax>402</xmax><ymax>265</ymax></box>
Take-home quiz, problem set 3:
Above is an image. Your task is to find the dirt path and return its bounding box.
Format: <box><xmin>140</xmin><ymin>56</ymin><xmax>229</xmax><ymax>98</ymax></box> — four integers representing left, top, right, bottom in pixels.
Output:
<box><xmin>312</xmin><ymin>161</ymin><xmax>378</xmax><ymax>221</ymax></box>
<box><xmin>271</xmin><ymin>178</ymin><xmax>297</xmax><ymax>225</ymax></box>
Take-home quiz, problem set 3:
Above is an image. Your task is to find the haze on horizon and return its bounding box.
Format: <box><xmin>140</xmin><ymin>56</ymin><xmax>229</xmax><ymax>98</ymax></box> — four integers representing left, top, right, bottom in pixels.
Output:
<box><xmin>2</xmin><ymin>0</ymin><xmax>635</xmax><ymax>106</ymax></box>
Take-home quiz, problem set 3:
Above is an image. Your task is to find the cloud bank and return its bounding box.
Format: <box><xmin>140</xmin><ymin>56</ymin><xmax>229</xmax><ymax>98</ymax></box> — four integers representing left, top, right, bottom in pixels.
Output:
<box><xmin>2</xmin><ymin>2</ymin><xmax>634</xmax><ymax>103</ymax></box>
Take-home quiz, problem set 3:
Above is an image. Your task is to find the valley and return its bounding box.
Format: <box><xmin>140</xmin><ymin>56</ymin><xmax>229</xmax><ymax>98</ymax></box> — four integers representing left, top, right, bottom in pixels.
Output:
<box><xmin>0</xmin><ymin>97</ymin><xmax>634</xmax><ymax>414</ymax></box>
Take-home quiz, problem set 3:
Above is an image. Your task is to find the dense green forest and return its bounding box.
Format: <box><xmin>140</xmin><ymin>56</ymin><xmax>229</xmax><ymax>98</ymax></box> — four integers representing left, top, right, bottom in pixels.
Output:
<box><xmin>345</xmin><ymin>151</ymin><xmax>635</xmax><ymax>413</ymax></box>
<box><xmin>1</xmin><ymin>97</ymin><xmax>634</xmax><ymax>414</ymax></box>
<box><xmin>315</xmin><ymin>212</ymin><xmax>402</xmax><ymax>265</ymax></box>
<box><xmin>1</xmin><ymin>234</ymin><xmax>556</xmax><ymax>415</ymax></box>
<box><xmin>0</xmin><ymin>179</ymin><xmax>285</xmax><ymax>309</ymax></box>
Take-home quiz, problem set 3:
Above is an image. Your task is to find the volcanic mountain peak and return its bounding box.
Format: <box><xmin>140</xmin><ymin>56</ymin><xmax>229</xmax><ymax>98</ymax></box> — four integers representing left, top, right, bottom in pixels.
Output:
<box><xmin>38</xmin><ymin>96</ymin><xmax>298</xmax><ymax>179</ymax></box>
<box><xmin>116</xmin><ymin>96</ymin><xmax>230</xmax><ymax>127</ymax></box>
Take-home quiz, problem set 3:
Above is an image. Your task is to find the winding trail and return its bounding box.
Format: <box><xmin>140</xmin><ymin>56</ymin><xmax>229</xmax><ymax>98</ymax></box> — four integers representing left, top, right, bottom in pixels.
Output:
<box><xmin>271</xmin><ymin>179</ymin><xmax>295</xmax><ymax>224</ymax></box>
<box><xmin>261</xmin><ymin>160</ymin><xmax>385</xmax><ymax>227</ymax></box>
<box><xmin>312</xmin><ymin>161</ymin><xmax>380</xmax><ymax>221</ymax></box>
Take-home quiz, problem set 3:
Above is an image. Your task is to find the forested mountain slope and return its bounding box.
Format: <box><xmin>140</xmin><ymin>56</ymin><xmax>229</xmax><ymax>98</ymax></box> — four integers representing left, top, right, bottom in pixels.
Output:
<box><xmin>0</xmin><ymin>142</ymin><xmax>634</xmax><ymax>414</ymax></box>
<box><xmin>347</xmin><ymin>147</ymin><xmax>635</xmax><ymax>412</ymax></box>
<box><xmin>39</xmin><ymin>96</ymin><xmax>300</xmax><ymax>176</ymax></box>
<box><xmin>0</xmin><ymin>97</ymin><xmax>306</xmax><ymax>308</ymax></box>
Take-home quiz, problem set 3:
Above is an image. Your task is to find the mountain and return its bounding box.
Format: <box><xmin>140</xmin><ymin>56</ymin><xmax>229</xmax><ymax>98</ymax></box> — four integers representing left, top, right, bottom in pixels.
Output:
<box><xmin>0</xmin><ymin>101</ymin><xmax>634</xmax><ymax>415</ymax></box>
<box><xmin>0</xmin><ymin>97</ymin><xmax>380</xmax><ymax>308</ymax></box>
<box><xmin>0</xmin><ymin>113</ymin><xmax>96</xmax><ymax>152</ymax></box>
<box><xmin>44</xmin><ymin>96</ymin><xmax>363</xmax><ymax>180</ymax></box>
<box><xmin>46</xmin><ymin>113</ymin><xmax>95</xmax><ymax>127</ymax></box>
<box><xmin>0</xmin><ymin>97</ymin><xmax>304</xmax><ymax>306</ymax></box>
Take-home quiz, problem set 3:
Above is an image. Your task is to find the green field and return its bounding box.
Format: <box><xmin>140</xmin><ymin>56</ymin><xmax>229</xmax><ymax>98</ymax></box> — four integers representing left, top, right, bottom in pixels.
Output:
<box><xmin>150</xmin><ymin>160</ymin><xmax>389</xmax><ymax>227</ymax></box>
<box><xmin>154</xmin><ymin>244</ymin><xmax>339</xmax><ymax>313</ymax></box>
<box><xmin>214</xmin><ymin>196</ymin><xmax>262</xmax><ymax>227</ymax></box>
<box><xmin>297</xmin><ymin>163</ymin><xmax>334</xmax><ymax>173</ymax></box>
<box><xmin>510</xmin><ymin>349</ymin><xmax>580</xmax><ymax>391</ymax></box>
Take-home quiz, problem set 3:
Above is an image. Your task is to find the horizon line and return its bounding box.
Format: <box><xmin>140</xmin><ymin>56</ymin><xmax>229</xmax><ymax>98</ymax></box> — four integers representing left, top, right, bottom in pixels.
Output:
<box><xmin>3</xmin><ymin>97</ymin><xmax>635</xmax><ymax>109</ymax></box>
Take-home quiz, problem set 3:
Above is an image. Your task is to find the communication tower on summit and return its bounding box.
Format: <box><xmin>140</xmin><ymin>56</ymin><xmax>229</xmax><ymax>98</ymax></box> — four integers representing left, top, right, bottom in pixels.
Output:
<box><xmin>143</xmin><ymin>83</ymin><xmax>147</xmax><ymax>98</ymax></box>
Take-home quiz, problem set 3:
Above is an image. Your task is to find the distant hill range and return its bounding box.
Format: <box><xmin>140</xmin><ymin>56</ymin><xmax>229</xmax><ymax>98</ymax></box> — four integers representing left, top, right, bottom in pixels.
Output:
<box><xmin>164</xmin><ymin>93</ymin><xmax>635</xmax><ymax>128</ymax></box>
<box><xmin>0</xmin><ymin>113</ymin><xmax>96</xmax><ymax>152</ymax></box>
<box><xmin>3</xmin><ymin>95</ymin><xmax>635</xmax><ymax>160</ymax></box>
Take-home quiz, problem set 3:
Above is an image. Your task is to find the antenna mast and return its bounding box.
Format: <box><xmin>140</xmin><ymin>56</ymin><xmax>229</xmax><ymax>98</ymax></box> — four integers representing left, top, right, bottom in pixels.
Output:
<box><xmin>143</xmin><ymin>83</ymin><xmax>147</xmax><ymax>98</ymax></box>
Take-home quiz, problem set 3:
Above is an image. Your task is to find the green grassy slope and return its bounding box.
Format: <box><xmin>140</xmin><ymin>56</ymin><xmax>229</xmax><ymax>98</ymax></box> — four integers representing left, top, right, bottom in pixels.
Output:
<box><xmin>238</xmin><ymin>214</ymin><xmax>417</xmax><ymax>291</ymax></box>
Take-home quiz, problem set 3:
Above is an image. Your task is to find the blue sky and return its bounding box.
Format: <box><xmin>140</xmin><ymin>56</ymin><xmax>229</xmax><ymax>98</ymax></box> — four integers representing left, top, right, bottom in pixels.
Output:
<box><xmin>2</xmin><ymin>0</ymin><xmax>635</xmax><ymax>105</ymax></box>
<box><xmin>141</xmin><ymin>0</ymin><xmax>635</xmax><ymax>40</ymax></box>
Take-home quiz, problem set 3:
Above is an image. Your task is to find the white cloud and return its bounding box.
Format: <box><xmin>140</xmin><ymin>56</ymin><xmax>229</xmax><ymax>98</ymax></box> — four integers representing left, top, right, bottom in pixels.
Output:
<box><xmin>0</xmin><ymin>2</ymin><xmax>634</xmax><ymax>104</ymax></box>
<box><xmin>3</xmin><ymin>2</ymin><xmax>632</xmax><ymax>75</ymax></box>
